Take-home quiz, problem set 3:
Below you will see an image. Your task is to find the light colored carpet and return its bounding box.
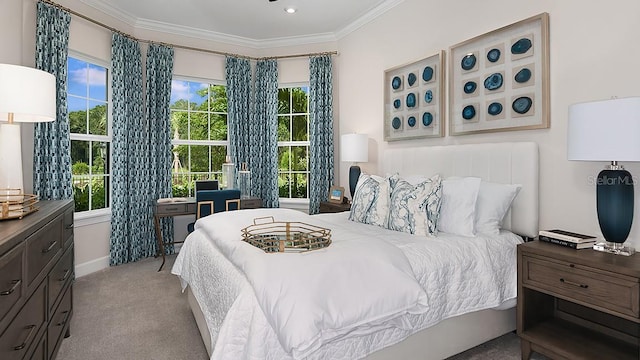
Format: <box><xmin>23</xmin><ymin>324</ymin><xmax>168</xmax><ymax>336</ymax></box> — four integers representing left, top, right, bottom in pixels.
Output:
<box><xmin>57</xmin><ymin>254</ymin><xmax>545</xmax><ymax>360</ymax></box>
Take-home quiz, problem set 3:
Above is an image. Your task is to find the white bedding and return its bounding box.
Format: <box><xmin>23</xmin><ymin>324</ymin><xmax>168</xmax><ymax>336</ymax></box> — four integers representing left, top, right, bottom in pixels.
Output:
<box><xmin>172</xmin><ymin>208</ymin><xmax>522</xmax><ymax>360</ymax></box>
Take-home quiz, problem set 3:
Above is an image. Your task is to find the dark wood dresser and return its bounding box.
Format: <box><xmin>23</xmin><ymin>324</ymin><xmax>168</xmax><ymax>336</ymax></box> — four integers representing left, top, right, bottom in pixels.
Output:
<box><xmin>0</xmin><ymin>200</ymin><xmax>74</xmax><ymax>360</ymax></box>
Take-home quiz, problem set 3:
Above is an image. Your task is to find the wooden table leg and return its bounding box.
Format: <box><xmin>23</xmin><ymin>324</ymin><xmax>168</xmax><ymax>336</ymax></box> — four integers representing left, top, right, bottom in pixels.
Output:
<box><xmin>154</xmin><ymin>214</ymin><xmax>166</xmax><ymax>271</ymax></box>
<box><xmin>520</xmin><ymin>339</ymin><xmax>532</xmax><ymax>360</ymax></box>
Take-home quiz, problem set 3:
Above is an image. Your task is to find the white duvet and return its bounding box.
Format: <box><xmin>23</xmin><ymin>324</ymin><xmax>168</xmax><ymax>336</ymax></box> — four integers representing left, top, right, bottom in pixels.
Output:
<box><xmin>172</xmin><ymin>208</ymin><xmax>522</xmax><ymax>360</ymax></box>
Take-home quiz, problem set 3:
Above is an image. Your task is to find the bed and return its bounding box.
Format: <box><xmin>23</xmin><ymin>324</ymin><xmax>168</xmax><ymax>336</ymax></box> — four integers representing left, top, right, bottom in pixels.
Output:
<box><xmin>172</xmin><ymin>141</ymin><xmax>539</xmax><ymax>359</ymax></box>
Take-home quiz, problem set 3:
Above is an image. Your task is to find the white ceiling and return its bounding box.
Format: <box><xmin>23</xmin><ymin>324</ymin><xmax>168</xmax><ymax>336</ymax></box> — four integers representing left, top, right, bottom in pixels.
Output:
<box><xmin>79</xmin><ymin>0</ymin><xmax>404</xmax><ymax>48</ymax></box>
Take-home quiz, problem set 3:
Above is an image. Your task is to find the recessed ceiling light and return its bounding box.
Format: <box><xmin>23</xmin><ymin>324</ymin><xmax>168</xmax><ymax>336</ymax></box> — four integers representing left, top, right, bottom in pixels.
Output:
<box><xmin>285</xmin><ymin>7</ymin><xmax>296</xmax><ymax>14</ymax></box>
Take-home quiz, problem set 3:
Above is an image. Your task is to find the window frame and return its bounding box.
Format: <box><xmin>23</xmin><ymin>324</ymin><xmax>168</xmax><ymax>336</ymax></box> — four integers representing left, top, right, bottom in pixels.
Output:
<box><xmin>67</xmin><ymin>51</ymin><xmax>112</xmax><ymax>222</ymax></box>
<box><xmin>277</xmin><ymin>82</ymin><xmax>311</xmax><ymax>201</ymax></box>
<box><xmin>170</xmin><ymin>75</ymin><xmax>229</xmax><ymax>197</ymax></box>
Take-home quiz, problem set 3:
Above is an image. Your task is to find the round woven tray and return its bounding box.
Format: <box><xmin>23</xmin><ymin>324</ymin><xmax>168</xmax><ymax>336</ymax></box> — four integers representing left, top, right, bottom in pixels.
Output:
<box><xmin>241</xmin><ymin>216</ymin><xmax>331</xmax><ymax>253</ymax></box>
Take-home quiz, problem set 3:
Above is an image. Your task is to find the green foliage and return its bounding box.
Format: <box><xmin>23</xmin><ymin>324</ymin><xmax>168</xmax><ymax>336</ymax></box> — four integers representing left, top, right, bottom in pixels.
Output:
<box><xmin>73</xmin><ymin>177</ymin><xmax>107</xmax><ymax>212</ymax></box>
<box><xmin>72</xmin><ymin>162</ymin><xmax>89</xmax><ymax>175</ymax></box>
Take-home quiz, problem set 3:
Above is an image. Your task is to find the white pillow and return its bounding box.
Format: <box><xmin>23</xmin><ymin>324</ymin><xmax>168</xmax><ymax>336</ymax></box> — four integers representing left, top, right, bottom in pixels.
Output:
<box><xmin>475</xmin><ymin>181</ymin><xmax>522</xmax><ymax>235</ymax></box>
<box><xmin>438</xmin><ymin>177</ymin><xmax>481</xmax><ymax>237</ymax></box>
<box><xmin>348</xmin><ymin>174</ymin><xmax>392</xmax><ymax>227</ymax></box>
<box><xmin>387</xmin><ymin>174</ymin><xmax>442</xmax><ymax>236</ymax></box>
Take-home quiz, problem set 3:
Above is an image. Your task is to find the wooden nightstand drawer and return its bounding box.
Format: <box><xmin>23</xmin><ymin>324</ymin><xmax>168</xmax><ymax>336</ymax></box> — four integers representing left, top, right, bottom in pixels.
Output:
<box><xmin>240</xmin><ymin>197</ymin><xmax>262</xmax><ymax>209</ymax></box>
<box><xmin>319</xmin><ymin>201</ymin><xmax>350</xmax><ymax>213</ymax></box>
<box><xmin>523</xmin><ymin>255</ymin><xmax>640</xmax><ymax>318</ymax></box>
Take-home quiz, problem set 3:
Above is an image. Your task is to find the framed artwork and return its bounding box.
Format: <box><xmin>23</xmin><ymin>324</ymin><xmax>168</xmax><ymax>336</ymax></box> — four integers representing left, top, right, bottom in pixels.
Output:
<box><xmin>384</xmin><ymin>51</ymin><xmax>445</xmax><ymax>141</ymax></box>
<box><xmin>328</xmin><ymin>186</ymin><xmax>345</xmax><ymax>203</ymax></box>
<box><xmin>449</xmin><ymin>13</ymin><xmax>549</xmax><ymax>135</ymax></box>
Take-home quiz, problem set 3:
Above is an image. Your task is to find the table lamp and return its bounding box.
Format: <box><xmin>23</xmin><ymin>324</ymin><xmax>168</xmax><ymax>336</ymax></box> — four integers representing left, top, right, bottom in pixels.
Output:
<box><xmin>340</xmin><ymin>133</ymin><xmax>368</xmax><ymax>199</ymax></box>
<box><xmin>0</xmin><ymin>64</ymin><xmax>56</xmax><ymax>195</ymax></box>
<box><xmin>568</xmin><ymin>97</ymin><xmax>640</xmax><ymax>256</ymax></box>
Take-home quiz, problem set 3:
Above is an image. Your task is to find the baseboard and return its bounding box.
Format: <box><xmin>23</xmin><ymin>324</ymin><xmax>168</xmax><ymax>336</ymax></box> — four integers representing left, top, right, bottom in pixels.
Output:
<box><xmin>75</xmin><ymin>255</ymin><xmax>110</xmax><ymax>278</ymax></box>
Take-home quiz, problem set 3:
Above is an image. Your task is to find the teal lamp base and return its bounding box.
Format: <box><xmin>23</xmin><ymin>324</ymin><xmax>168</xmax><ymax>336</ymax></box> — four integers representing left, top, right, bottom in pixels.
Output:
<box><xmin>593</xmin><ymin>166</ymin><xmax>635</xmax><ymax>256</ymax></box>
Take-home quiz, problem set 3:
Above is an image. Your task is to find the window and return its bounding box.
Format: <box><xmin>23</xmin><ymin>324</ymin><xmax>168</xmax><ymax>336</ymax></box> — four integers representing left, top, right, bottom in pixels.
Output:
<box><xmin>170</xmin><ymin>78</ymin><xmax>228</xmax><ymax>197</ymax></box>
<box><xmin>68</xmin><ymin>55</ymin><xmax>110</xmax><ymax>213</ymax></box>
<box><xmin>278</xmin><ymin>86</ymin><xmax>310</xmax><ymax>199</ymax></box>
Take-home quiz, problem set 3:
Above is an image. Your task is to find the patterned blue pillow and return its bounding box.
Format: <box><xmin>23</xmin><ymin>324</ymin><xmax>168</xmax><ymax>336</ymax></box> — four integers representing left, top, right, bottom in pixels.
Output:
<box><xmin>387</xmin><ymin>174</ymin><xmax>442</xmax><ymax>236</ymax></box>
<box><xmin>348</xmin><ymin>174</ymin><xmax>393</xmax><ymax>227</ymax></box>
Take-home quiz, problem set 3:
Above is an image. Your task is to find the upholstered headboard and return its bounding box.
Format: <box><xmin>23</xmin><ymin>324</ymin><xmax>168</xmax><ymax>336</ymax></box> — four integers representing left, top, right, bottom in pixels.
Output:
<box><xmin>381</xmin><ymin>142</ymin><xmax>539</xmax><ymax>238</ymax></box>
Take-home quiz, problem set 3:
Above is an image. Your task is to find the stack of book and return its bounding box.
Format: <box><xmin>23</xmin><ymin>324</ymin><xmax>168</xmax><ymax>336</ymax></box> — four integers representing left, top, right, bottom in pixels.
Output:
<box><xmin>538</xmin><ymin>229</ymin><xmax>597</xmax><ymax>249</ymax></box>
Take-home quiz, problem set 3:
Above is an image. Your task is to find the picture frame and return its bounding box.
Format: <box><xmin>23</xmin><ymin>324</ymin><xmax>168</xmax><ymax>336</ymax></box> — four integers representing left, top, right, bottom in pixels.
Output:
<box><xmin>384</xmin><ymin>51</ymin><xmax>445</xmax><ymax>141</ymax></box>
<box><xmin>328</xmin><ymin>186</ymin><xmax>345</xmax><ymax>203</ymax></box>
<box><xmin>449</xmin><ymin>13</ymin><xmax>549</xmax><ymax>135</ymax></box>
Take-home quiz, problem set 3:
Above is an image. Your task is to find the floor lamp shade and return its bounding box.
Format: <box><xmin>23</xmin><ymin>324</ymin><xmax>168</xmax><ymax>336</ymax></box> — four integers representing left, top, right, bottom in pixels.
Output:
<box><xmin>341</xmin><ymin>133</ymin><xmax>368</xmax><ymax>198</ymax></box>
<box><xmin>568</xmin><ymin>97</ymin><xmax>640</xmax><ymax>255</ymax></box>
<box><xmin>0</xmin><ymin>64</ymin><xmax>56</xmax><ymax>192</ymax></box>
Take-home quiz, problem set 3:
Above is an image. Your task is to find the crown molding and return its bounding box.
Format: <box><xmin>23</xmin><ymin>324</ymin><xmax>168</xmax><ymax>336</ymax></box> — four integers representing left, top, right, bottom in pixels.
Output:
<box><xmin>135</xmin><ymin>18</ymin><xmax>338</xmax><ymax>49</ymax></box>
<box><xmin>77</xmin><ymin>0</ymin><xmax>402</xmax><ymax>48</ymax></box>
<box><xmin>335</xmin><ymin>0</ymin><xmax>405</xmax><ymax>39</ymax></box>
<box><xmin>78</xmin><ymin>0</ymin><xmax>137</xmax><ymax>25</ymax></box>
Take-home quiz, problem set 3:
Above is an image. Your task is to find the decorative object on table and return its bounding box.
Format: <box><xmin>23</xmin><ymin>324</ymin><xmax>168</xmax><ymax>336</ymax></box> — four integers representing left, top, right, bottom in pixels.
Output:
<box><xmin>567</xmin><ymin>96</ymin><xmax>640</xmax><ymax>256</ymax></box>
<box><xmin>238</xmin><ymin>162</ymin><xmax>251</xmax><ymax>199</ymax></box>
<box><xmin>220</xmin><ymin>155</ymin><xmax>236</xmax><ymax>189</ymax></box>
<box><xmin>449</xmin><ymin>13</ymin><xmax>549</xmax><ymax>135</ymax></box>
<box><xmin>0</xmin><ymin>189</ymin><xmax>39</xmax><ymax>220</ymax></box>
<box><xmin>0</xmin><ymin>64</ymin><xmax>56</xmax><ymax>205</ymax></box>
<box><xmin>384</xmin><ymin>51</ymin><xmax>445</xmax><ymax>141</ymax></box>
<box><xmin>538</xmin><ymin>229</ymin><xmax>597</xmax><ymax>249</ymax></box>
<box><xmin>241</xmin><ymin>216</ymin><xmax>331</xmax><ymax>253</ymax></box>
<box><xmin>328</xmin><ymin>186</ymin><xmax>345</xmax><ymax>204</ymax></box>
<box><xmin>340</xmin><ymin>133</ymin><xmax>368</xmax><ymax>198</ymax></box>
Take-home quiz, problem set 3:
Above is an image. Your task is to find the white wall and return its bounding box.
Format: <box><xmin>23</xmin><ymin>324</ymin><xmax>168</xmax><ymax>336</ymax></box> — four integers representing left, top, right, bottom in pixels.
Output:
<box><xmin>336</xmin><ymin>0</ymin><xmax>640</xmax><ymax>249</ymax></box>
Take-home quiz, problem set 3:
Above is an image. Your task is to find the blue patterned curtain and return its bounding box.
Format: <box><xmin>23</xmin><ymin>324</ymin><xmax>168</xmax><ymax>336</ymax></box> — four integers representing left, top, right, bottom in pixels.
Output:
<box><xmin>252</xmin><ymin>59</ymin><xmax>279</xmax><ymax>208</ymax></box>
<box><xmin>146</xmin><ymin>43</ymin><xmax>175</xmax><ymax>254</ymax></box>
<box><xmin>109</xmin><ymin>33</ymin><xmax>152</xmax><ymax>266</ymax></box>
<box><xmin>33</xmin><ymin>1</ymin><xmax>72</xmax><ymax>200</ymax></box>
<box><xmin>225</xmin><ymin>56</ymin><xmax>252</xmax><ymax>180</ymax></box>
<box><xmin>308</xmin><ymin>55</ymin><xmax>334</xmax><ymax>214</ymax></box>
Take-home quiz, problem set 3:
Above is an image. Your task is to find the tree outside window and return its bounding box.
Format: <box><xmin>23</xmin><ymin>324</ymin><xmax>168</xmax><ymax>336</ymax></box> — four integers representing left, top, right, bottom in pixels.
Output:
<box><xmin>68</xmin><ymin>56</ymin><xmax>110</xmax><ymax>212</ymax></box>
<box><xmin>278</xmin><ymin>86</ymin><xmax>310</xmax><ymax>199</ymax></box>
<box><xmin>170</xmin><ymin>79</ymin><xmax>228</xmax><ymax>197</ymax></box>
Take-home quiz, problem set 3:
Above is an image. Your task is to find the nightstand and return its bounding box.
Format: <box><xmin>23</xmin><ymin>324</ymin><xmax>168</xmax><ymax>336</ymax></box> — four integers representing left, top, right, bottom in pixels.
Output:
<box><xmin>319</xmin><ymin>201</ymin><xmax>350</xmax><ymax>213</ymax></box>
<box><xmin>517</xmin><ymin>241</ymin><xmax>640</xmax><ymax>360</ymax></box>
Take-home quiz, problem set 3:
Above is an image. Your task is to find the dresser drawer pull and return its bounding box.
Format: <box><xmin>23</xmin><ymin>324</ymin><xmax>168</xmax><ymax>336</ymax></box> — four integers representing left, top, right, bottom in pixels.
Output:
<box><xmin>163</xmin><ymin>207</ymin><xmax>179</xmax><ymax>211</ymax></box>
<box><xmin>13</xmin><ymin>324</ymin><xmax>36</xmax><ymax>351</ymax></box>
<box><xmin>59</xmin><ymin>269</ymin><xmax>71</xmax><ymax>282</ymax></box>
<box><xmin>42</xmin><ymin>240</ymin><xmax>57</xmax><ymax>253</ymax></box>
<box><xmin>57</xmin><ymin>310</ymin><xmax>70</xmax><ymax>326</ymax></box>
<box><xmin>560</xmin><ymin>278</ymin><xmax>589</xmax><ymax>288</ymax></box>
<box><xmin>0</xmin><ymin>279</ymin><xmax>21</xmax><ymax>296</ymax></box>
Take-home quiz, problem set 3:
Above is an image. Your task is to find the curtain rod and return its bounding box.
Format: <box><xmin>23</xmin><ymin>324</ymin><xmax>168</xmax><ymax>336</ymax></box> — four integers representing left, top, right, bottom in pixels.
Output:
<box><xmin>40</xmin><ymin>0</ymin><xmax>338</xmax><ymax>61</ymax></box>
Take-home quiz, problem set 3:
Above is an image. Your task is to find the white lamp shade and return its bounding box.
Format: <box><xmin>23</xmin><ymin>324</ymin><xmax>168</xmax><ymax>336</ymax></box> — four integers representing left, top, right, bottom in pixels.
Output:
<box><xmin>0</xmin><ymin>64</ymin><xmax>56</xmax><ymax>123</ymax></box>
<box><xmin>568</xmin><ymin>97</ymin><xmax>640</xmax><ymax>162</ymax></box>
<box><xmin>341</xmin><ymin>133</ymin><xmax>368</xmax><ymax>163</ymax></box>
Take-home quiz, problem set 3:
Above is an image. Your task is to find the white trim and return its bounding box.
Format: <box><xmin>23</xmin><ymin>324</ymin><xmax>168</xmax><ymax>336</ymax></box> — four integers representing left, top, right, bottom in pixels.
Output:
<box><xmin>74</xmin><ymin>208</ymin><xmax>111</xmax><ymax>227</ymax></box>
<box><xmin>279</xmin><ymin>198</ymin><xmax>309</xmax><ymax>213</ymax></box>
<box><xmin>75</xmin><ymin>255</ymin><xmax>110</xmax><ymax>278</ymax></box>
<box><xmin>334</xmin><ymin>0</ymin><xmax>405</xmax><ymax>40</ymax></box>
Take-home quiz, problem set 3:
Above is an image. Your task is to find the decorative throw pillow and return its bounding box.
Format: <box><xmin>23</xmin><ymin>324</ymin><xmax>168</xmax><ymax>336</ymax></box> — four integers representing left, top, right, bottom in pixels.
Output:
<box><xmin>387</xmin><ymin>174</ymin><xmax>442</xmax><ymax>236</ymax></box>
<box><xmin>475</xmin><ymin>181</ymin><xmax>522</xmax><ymax>235</ymax></box>
<box><xmin>438</xmin><ymin>177</ymin><xmax>481</xmax><ymax>237</ymax></box>
<box><xmin>348</xmin><ymin>174</ymin><xmax>392</xmax><ymax>227</ymax></box>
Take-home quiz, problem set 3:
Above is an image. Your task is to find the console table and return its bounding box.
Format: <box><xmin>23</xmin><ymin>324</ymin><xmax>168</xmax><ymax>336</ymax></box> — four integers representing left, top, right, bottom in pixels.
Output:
<box><xmin>153</xmin><ymin>196</ymin><xmax>262</xmax><ymax>271</ymax></box>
